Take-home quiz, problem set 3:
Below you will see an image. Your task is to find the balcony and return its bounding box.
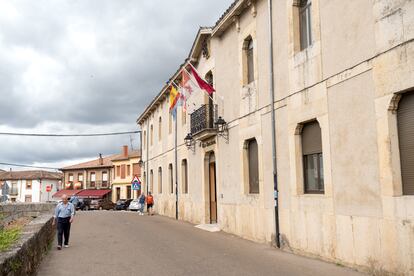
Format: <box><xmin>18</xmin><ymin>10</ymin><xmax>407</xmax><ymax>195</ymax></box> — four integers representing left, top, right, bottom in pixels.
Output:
<box><xmin>9</xmin><ymin>188</ymin><xmax>18</xmax><ymax>196</ymax></box>
<box><xmin>190</xmin><ymin>104</ymin><xmax>218</xmax><ymax>141</ymax></box>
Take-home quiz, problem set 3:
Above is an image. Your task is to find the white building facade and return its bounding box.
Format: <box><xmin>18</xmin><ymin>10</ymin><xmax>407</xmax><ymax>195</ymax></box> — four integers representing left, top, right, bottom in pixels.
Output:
<box><xmin>138</xmin><ymin>0</ymin><xmax>414</xmax><ymax>274</ymax></box>
<box><xmin>0</xmin><ymin>171</ymin><xmax>62</xmax><ymax>203</ymax></box>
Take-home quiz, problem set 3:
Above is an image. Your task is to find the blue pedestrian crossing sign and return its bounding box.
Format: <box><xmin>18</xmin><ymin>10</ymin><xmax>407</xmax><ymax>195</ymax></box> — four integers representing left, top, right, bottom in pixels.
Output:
<box><xmin>131</xmin><ymin>175</ymin><xmax>141</xmax><ymax>191</ymax></box>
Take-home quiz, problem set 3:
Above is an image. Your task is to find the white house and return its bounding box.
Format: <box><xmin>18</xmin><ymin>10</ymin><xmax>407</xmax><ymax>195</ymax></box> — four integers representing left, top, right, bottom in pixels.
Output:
<box><xmin>0</xmin><ymin>170</ymin><xmax>62</xmax><ymax>203</ymax></box>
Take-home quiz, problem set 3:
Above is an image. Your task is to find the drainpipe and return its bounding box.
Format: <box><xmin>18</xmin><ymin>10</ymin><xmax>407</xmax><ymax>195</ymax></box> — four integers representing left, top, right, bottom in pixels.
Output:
<box><xmin>268</xmin><ymin>0</ymin><xmax>280</xmax><ymax>248</ymax></box>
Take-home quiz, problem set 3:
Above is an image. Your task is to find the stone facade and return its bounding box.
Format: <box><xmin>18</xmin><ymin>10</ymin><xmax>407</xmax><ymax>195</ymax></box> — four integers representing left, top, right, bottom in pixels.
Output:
<box><xmin>137</xmin><ymin>0</ymin><xmax>414</xmax><ymax>274</ymax></box>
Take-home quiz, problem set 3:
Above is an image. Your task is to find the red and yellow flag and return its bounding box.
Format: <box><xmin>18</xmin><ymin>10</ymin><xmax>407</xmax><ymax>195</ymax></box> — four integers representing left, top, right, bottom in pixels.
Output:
<box><xmin>169</xmin><ymin>85</ymin><xmax>180</xmax><ymax>111</ymax></box>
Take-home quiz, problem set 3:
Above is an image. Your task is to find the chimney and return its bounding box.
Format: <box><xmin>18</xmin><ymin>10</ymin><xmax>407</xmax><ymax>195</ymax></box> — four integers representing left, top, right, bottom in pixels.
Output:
<box><xmin>99</xmin><ymin>153</ymin><xmax>103</xmax><ymax>165</ymax></box>
<box><xmin>122</xmin><ymin>145</ymin><xmax>128</xmax><ymax>158</ymax></box>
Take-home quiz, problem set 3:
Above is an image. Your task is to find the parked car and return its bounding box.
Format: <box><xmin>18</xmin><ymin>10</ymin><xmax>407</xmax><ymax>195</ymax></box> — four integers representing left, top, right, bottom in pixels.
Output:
<box><xmin>128</xmin><ymin>199</ymin><xmax>140</xmax><ymax>211</ymax></box>
<box><xmin>76</xmin><ymin>198</ymin><xmax>91</xmax><ymax>211</ymax></box>
<box><xmin>115</xmin><ymin>199</ymin><xmax>133</xmax><ymax>210</ymax></box>
<box><xmin>90</xmin><ymin>199</ymin><xmax>115</xmax><ymax>210</ymax></box>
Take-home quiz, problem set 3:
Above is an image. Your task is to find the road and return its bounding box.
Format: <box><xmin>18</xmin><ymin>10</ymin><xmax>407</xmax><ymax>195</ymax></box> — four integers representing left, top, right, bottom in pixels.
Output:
<box><xmin>37</xmin><ymin>211</ymin><xmax>364</xmax><ymax>276</ymax></box>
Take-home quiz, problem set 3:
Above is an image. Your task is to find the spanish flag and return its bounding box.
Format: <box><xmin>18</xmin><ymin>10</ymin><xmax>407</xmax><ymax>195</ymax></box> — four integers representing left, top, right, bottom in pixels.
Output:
<box><xmin>169</xmin><ymin>85</ymin><xmax>181</xmax><ymax>112</ymax></box>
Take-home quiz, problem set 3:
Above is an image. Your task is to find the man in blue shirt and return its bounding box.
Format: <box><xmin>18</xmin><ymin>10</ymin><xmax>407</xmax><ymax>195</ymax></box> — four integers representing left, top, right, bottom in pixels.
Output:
<box><xmin>52</xmin><ymin>194</ymin><xmax>75</xmax><ymax>250</ymax></box>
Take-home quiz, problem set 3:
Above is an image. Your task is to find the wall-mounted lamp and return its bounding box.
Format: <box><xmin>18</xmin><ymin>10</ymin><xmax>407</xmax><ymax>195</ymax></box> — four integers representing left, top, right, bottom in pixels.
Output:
<box><xmin>214</xmin><ymin>116</ymin><xmax>229</xmax><ymax>142</ymax></box>
<box><xmin>184</xmin><ymin>133</ymin><xmax>196</xmax><ymax>152</ymax></box>
<box><xmin>138</xmin><ymin>160</ymin><xmax>144</xmax><ymax>168</ymax></box>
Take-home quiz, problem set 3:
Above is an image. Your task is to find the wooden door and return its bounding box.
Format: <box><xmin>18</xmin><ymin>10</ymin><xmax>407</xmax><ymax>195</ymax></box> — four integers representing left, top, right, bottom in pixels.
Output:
<box><xmin>209</xmin><ymin>162</ymin><xmax>217</xmax><ymax>224</ymax></box>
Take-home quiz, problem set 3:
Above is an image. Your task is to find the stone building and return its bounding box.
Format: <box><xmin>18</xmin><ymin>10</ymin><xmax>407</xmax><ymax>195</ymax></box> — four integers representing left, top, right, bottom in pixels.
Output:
<box><xmin>137</xmin><ymin>0</ymin><xmax>414</xmax><ymax>274</ymax></box>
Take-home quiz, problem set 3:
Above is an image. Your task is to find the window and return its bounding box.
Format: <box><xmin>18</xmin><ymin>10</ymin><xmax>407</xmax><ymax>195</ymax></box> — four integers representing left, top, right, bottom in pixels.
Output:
<box><xmin>182</xmin><ymin>159</ymin><xmax>188</xmax><ymax>194</ymax></box>
<box><xmin>143</xmin><ymin>131</ymin><xmax>146</xmax><ymax>148</ymax></box>
<box><xmin>121</xmin><ymin>164</ymin><xmax>126</xmax><ymax>179</ymax></box>
<box><xmin>90</xmin><ymin>172</ymin><xmax>96</xmax><ymax>187</ymax></box>
<box><xmin>150</xmin><ymin>170</ymin><xmax>154</xmax><ymax>193</ymax></box>
<box><xmin>169</xmin><ymin>163</ymin><xmax>173</xmax><ymax>194</ymax></box>
<box><xmin>159</xmin><ymin>117</ymin><xmax>162</xmax><ymax>140</ymax></box>
<box><xmin>25</xmin><ymin>195</ymin><xmax>32</xmax><ymax>202</ymax></box>
<box><xmin>116</xmin><ymin>166</ymin><xmax>120</xmax><ymax>177</ymax></box>
<box><xmin>244</xmin><ymin>37</ymin><xmax>255</xmax><ymax>84</ymax></box>
<box><xmin>26</xmin><ymin>180</ymin><xmax>32</xmax><ymax>190</ymax></box>
<box><xmin>102</xmin><ymin>171</ymin><xmax>108</xmax><ymax>187</ymax></box>
<box><xmin>246</xmin><ymin>139</ymin><xmax>259</xmax><ymax>194</ymax></box>
<box><xmin>132</xmin><ymin>163</ymin><xmax>140</xmax><ymax>176</ymax></box>
<box><xmin>150</xmin><ymin>124</ymin><xmax>154</xmax><ymax>146</ymax></box>
<box><xmin>127</xmin><ymin>165</ymin><xmax>131</xmax><ymax>176</ymax></box>
<box><xmin>302</xmin><ymin>121</ymin><xmax>324</xmax><ymax>193</ymax></box>
<box><xmin>397</xmin><ymin>91</ymin><xmax>414</xmax><ymax>195</ymax></box>
<box><xmin>69</xmin><ymin>173</ymin><xmax>74</xmax><ymax>182</ymax></box>
<box><xmin>299</xmin><ymin>0</ymin><xmax>312</xmax><ymax>50</ymax></box>
<box><xmin>158</xmin><ymin>167</ymin><xmax>163</xmax><ymax>194</ymax></box>
<box><xmin>78</xmin><ymin>173</ymin><xmax>83</xmax><ymax>182</ymax></box>
<box><xmin>10</xmin><ymin>181</ymin><xmax>18</xmax><ymax>195</ymax></box>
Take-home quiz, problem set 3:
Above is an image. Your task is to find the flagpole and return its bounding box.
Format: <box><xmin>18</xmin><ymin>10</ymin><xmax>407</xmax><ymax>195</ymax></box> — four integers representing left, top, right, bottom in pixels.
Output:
<box><xmin>174</xmin><ymin>105</ymin><xmax>178</xmax><ymax>220</ymax></box>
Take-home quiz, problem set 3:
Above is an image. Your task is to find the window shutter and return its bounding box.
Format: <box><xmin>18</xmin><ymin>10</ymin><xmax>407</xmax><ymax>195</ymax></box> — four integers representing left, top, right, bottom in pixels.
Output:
<box><xmin>248</xmin><ymin>139</ymin><xmax>259</xmax><ymax>194</ymax></box>
<box><xmin>398</xmin><ymin>92</ymin><xmax>414</xmax><ymax>195</ymax></box>
<box><xmin>302</xmin><ymin>121</ymin><xmax>322</xmax><ymax>155</ymax></box>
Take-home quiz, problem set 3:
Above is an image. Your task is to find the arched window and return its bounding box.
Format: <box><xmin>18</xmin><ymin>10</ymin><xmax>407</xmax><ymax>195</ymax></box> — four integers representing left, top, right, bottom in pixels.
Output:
<box><xmin>301</xmin><ymin>120</ymin><xmax>324</xmax><ymax>193</ymax></box>
<box><xmin>397</xmin><ymin>91</ymin><xmax>414</xmax><ymax>195</ymax></box>
<box><xmin>168</xmin><ymin>163</ymin><xmax>173</xmax><ymax>194</ymax></box>
<box><xmin>182</xmin><ymin>159</ymin><xmax>188</xmax><ymax>194</ymax></box>
<box><xmin>158</xmin><ymin>167</ymin><xmax>163</xmax><ymax>194</ymax></box>
<box><xmin>150</xmin><ymin>169</ymin><xmax>153</xmax><ymax>193</ymax></box>
<box><xmin>150</xmin><ymin>125</ymin><xmax>153</xmax><ymax>146</ymax></box>
<box><xmin>143</xmin><ymin>131</ymin><xmax>146</xmax><ymax>149</ymax></box>
<box><xmin>299</xmin><ymin>0</ymin><xmax>312</xmax><ymax>50</ymax></box>
<box><xmin>247</xmin><ymin>139</ymin><xmax>259</xmax><ymax>194</ymax></box>
<box><xmin>158</xmin><ymin>117</ymin><xmax>162</xmax><ymax>141</ymax></box>
<box><xmin>244</xmin><ymin>37</ymin><xmax>254</xmax><ymax>84</ymax></box>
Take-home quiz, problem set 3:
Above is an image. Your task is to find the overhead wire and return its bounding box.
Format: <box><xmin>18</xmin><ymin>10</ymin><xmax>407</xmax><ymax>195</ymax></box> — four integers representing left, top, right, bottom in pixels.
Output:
<box><xmin>0</xmin><ymin>130</ymin><xmax>141</xmax><ymax>137</ymax></box>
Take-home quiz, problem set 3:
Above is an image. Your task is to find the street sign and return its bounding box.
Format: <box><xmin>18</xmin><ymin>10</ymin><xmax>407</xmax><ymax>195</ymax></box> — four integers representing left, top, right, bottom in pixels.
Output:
<box><xmin>131</xmin><ymin>175</ymin><xmax>141</xmax><ymax>191</ymax></box>
<box><xmin>46</xmin><ymin>186</ymin><xmax>52</xmax><ymax>192</ymax></box>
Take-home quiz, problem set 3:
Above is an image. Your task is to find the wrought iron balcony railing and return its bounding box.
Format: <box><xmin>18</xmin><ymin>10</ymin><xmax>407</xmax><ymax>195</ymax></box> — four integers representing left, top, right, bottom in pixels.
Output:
<box><xmin>190</xmin><ymin>104</ymin><xmax>218</xmax><ymax>135</ymax></box>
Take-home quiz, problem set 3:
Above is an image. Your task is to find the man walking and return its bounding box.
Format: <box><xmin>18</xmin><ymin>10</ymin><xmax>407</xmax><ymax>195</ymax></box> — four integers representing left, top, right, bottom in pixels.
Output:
<box><xmin>52</xmin><ymin>194</ymin><xmax>75</xmax><ymax>250</ymax></box>
<box><xmin>146</xmin><ymin>191</ymin><xmax>154</xmax><ymax>216</ymax></box>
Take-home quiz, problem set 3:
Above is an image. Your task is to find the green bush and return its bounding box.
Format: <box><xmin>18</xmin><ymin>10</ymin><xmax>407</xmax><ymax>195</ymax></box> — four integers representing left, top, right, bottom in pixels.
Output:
<box><xmin>0</xmin><ymin>227</ymin><xmax>21</xmax><ymax>252</ymax></box>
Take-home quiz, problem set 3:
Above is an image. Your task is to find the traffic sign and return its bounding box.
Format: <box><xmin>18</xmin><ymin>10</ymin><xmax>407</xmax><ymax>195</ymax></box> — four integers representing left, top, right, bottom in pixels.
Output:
<box><xmin>46</xmin><ymin>186</ymin><xmax>52</xmax><ymax>192</ymax></box>
<box><xmin>131</xmin><ymin>175</ymin><xmax>141</xmax><ymax>191</ymax></box>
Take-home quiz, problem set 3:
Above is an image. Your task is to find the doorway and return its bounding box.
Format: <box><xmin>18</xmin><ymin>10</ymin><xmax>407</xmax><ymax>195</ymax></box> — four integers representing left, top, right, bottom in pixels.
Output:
<box><xmin>208</xmin><ymin>152</ymin><xmax>217</xmax><ymax>224</ymax></box>
<box><xmin>116</xmin><ymin>187</ymin><xmax>121</xmax><ymax>201</ymax></box>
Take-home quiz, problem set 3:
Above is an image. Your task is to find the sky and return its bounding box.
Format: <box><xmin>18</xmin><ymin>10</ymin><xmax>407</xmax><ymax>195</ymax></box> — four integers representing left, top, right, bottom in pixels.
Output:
<box><xmin>0</xmin><ymin>0</ymin><xmax>234</xmax><ymax>171</ymax></box>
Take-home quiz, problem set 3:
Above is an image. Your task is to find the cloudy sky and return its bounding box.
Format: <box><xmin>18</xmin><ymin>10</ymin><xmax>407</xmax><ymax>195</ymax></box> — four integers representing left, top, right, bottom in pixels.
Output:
<box><xmin>0</xmin><ymin>0</ymin><xmax>233</xmax><ymax>171</ymax></box>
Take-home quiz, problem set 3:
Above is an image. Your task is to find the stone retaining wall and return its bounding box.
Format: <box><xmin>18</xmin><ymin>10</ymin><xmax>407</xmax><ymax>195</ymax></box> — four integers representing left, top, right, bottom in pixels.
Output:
<box><xmin>0</xmin><ymin>203</ymin><xmax>56</xmax><ymax>229</ymax></box>
<box><xmin>0</xmin><ymin>203</ymin><xmax>56</xmax><ymax>275</ymax></box>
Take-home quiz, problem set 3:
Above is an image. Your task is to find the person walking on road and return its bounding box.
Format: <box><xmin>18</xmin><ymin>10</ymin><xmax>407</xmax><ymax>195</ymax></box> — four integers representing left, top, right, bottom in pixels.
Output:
<box><xmin>138</xmin><ymin>193</ymin><xmax>146</xmax><ymax>215</ymax></box>
<box><xmin>52</xmin><ymin>194</ymin><xmax>75</xmax><ymax>250</ymax></box>
<box><xmin>146</xmin><ymin>191</ymin><xmax>154</xmax><ymax>216</ymax></box>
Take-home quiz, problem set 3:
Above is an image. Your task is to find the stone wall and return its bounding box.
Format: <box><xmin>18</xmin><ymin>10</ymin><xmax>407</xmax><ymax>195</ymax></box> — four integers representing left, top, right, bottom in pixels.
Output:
<box><xmin>0</xmin><ymin>203</ymin><xmax>55</xmax><ymax>228</ymax></box>
<box><xmin>0</xmin><ymin>203</ymin><xmax>56</xmax><ymax>275</ymax></box>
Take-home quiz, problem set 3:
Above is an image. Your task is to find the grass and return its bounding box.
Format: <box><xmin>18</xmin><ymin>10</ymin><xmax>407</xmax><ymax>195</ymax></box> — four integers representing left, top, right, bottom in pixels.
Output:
<box><xmin>0</xmin><ymin>227</ymin><xmax>22</xmax><ymax>252</ymax></box>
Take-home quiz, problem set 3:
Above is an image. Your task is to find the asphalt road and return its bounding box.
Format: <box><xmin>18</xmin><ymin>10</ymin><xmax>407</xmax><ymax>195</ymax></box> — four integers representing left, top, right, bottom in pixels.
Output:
<box><xmin>36</xmin><ymin>211</ymin><xmax>364</xmax><ymax>276</ymax></box>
